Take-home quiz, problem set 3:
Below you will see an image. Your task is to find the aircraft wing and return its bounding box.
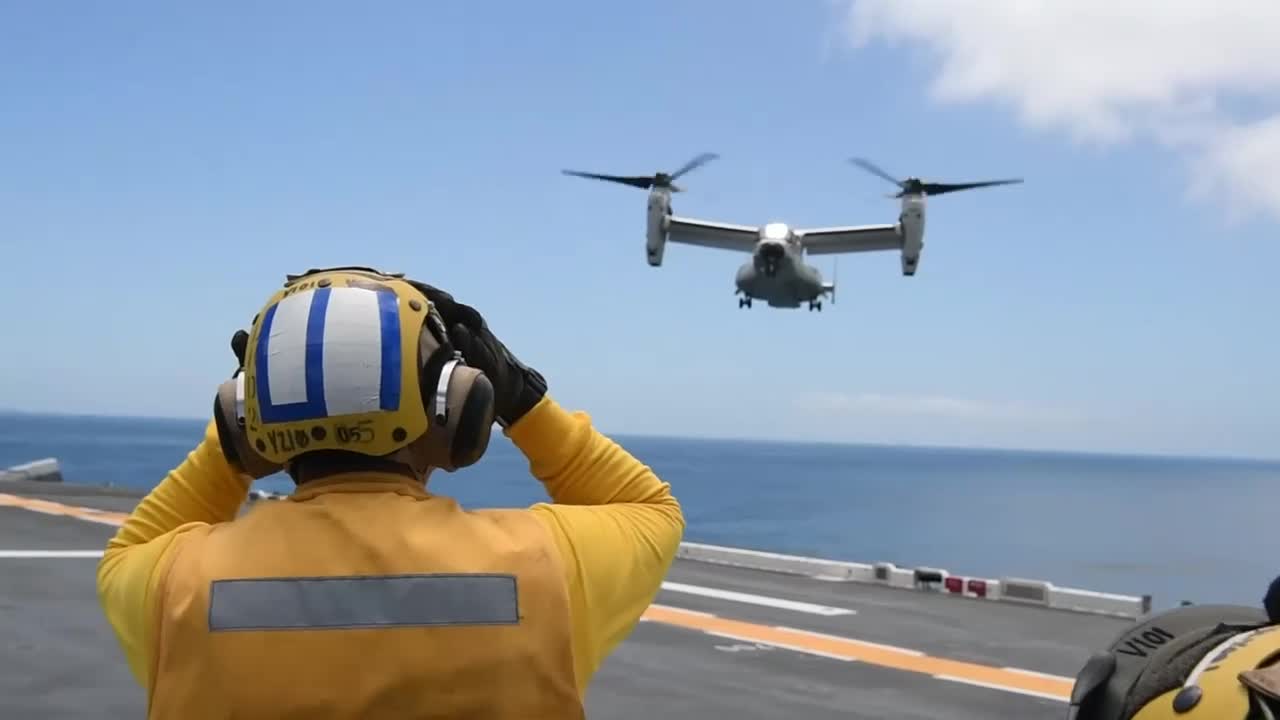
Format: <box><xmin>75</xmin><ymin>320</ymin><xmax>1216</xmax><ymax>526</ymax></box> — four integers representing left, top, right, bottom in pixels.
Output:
<box><xmin>666</xmin><ymin>215</ymin><xmax>759</xmax><ymax>252</ymax></box>
<box><xmin>798</xmin><ymin>224</ymin><xmax>901</xmax><ymax>255</ymax></box>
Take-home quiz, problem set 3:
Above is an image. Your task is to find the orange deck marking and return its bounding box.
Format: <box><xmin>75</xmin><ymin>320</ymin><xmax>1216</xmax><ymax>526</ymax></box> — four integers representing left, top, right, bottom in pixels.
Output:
<box><xmin>2</xmin><ymin>492</ymin><xmax>1075</xmax><ymax>702</ymax></box>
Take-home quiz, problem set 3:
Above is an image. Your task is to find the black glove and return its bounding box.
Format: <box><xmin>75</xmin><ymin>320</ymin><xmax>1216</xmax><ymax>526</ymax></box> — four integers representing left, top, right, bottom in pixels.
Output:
<box><xmin>213</xmin><ymin>328</ymin><xmax>283</xmax><ymax>479</ymax></box>
<box><xmin>408</xmin><ymin>281</ymin><xmax>547</xmax><ymax>427</ymax></box>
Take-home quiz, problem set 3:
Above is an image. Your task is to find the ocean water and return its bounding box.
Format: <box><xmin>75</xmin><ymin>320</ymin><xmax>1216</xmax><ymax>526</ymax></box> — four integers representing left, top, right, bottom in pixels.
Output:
<box><xmin>2</xmin><ymin>411</ymin><xmax>1277</xmax><ymax>611</ymax></box>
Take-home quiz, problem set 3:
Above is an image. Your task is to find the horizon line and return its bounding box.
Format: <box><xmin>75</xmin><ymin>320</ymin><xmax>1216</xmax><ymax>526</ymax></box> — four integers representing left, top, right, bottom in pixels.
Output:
<box><xmin>2</xmin><ymin>406</ymin><xmax>1277</xmax><ymax>466</ymax></box>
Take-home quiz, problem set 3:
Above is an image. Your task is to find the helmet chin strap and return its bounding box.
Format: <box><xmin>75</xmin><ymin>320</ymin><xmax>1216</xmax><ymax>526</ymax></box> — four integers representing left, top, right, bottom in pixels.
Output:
<box><xmin>383</xmin><ymin>445</ymin><xmax>433</xmax><ymax>483</ymax></box>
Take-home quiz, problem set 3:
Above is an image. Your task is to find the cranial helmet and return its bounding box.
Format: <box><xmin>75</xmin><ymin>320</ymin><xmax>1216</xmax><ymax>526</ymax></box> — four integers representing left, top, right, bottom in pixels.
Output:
<box><xmin>212</xmin><ymin>266</ymin><xmax>496</xmax><ymax>478</ymax></box>
<box><xmin>1067</xmin><ymin>603</ymin><xmax>1280</xmax><ymax>720</ymax></box>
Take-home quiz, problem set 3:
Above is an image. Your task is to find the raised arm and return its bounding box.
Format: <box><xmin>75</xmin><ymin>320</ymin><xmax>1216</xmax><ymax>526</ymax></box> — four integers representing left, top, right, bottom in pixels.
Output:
<box><xmin>508</xmin><ymin>396</ymin><xmax>684</xmax><ymax>692</ymax></box>
<box><xmin>406</xmin><ymin>280</ymin><xmax>685</xmax><ymax>695</ymax></box>
<box><xmin>96</xmin><ymin>418</ymin><xmax>253</xmax><ymax>686</ymax></box>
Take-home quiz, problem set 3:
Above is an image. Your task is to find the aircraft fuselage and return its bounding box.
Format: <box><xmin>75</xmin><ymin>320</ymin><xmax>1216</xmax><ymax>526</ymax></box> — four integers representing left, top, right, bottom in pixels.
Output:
<box><xmin>734</xmin><ymin>223</ymin><xmax>831</xmax><ymax>309</ymax></box>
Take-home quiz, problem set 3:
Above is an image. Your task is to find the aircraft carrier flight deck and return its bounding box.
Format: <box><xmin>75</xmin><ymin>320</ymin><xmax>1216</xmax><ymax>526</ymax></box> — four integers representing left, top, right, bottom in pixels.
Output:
<box><xmin>0</xmin><ymin>474</ymin><xmax>1135</xmax><ymax>719</ymax></box>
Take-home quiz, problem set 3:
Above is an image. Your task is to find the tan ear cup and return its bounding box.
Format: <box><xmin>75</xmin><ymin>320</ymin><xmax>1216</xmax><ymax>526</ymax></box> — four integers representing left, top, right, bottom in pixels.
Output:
<box><xmin>406</xmin><ymin>360</ymin><xmax>495</xmax><ymax>473</ymax></box>
<box><xmin>447</xmin><ymin>368</ymin><xmax>495</xmax><ymax>468</ymax></box>
<box><xmin>212</xmin><ymin>375</ymin><xmax>283</xmax><ymax>480</ymax></box>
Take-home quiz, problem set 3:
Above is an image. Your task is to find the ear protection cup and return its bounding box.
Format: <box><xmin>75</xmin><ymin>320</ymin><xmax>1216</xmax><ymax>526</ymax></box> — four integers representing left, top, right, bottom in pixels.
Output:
<box><xmin>402</xmin><ymin>306</ymin><xmax>496</xmax><ymax>473</ymax></box>
<box><xmin>407</xmin><ymin>356</ymin><xmax>495</xmax><ymax>473</ymax></box>
<box><xmin>212</xmin><ymin>380</ymin><xmax>244</xmax><ymax>471</ymax></box>
<box><xmin>212</xmin><ymin>374</ymin><xmax>283</xmax><ymax>479</ymax></box>
<box><xmin>1068</xmin><ymin>604</ymin><xmax>1271</xmax><ymax>720</ymax></box>
<box><xmin>449</xmin><ymin>372</ymin><xmax>494</xmax><ymax>468</ymax></box>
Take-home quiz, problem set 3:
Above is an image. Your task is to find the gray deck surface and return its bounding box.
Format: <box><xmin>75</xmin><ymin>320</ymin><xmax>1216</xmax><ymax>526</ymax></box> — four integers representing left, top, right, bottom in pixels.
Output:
<box><xmin>1</xmin><ymin>480</ymin><xmax>1128</xmax><ymax>718</ymax></box>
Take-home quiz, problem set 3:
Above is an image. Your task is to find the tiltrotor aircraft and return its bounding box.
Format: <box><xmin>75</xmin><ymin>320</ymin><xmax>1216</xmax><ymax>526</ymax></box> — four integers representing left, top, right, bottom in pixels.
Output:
<box><xmin>562</xmin><ymin>154</ymin><xmax>1022</xmax><ymax>310</ymax></box>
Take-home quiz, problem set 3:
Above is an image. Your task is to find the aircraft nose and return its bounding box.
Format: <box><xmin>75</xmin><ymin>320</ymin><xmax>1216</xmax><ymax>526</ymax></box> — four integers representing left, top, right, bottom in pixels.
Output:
<box><xmin>761</xmin><ymin>242</ymin><xmax>784</xmax><ymax>260</ymax></box>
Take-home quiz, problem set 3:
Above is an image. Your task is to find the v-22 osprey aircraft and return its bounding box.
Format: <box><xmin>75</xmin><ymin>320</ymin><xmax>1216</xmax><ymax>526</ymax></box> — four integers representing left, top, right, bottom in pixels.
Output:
<box><xmin>562</xmin><ymin>154</ymin><xmax>1022</xmax><ymax>310</ymax></box>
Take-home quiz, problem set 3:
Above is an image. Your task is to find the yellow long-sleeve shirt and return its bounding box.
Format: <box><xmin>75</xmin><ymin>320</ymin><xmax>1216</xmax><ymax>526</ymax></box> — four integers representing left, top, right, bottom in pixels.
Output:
<box><xmin>96</xmin><ymin>395</ymin><xmax>685</xmax><ymax>700</ymax></box>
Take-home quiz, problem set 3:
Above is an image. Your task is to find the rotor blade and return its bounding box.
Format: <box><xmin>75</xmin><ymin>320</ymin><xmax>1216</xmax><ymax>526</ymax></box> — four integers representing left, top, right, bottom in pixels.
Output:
<box><xmin>849</xmin><ymin>157</ymin><xmax>904</xmax><ymax>188</ymax></box>
<box><xmin>561</xmin><ymin>170</ymin><xmax>654</xmax><ymax>189</ymax></box>
<box><xmin>919</xmin><ymin>179</ymin><xmax>1023</xmax><ymax>195</ymax></box>
<box><xmin>668</xmin><ymin>152</ymin><xmax>719</xmax><ymax>181</ymax></box>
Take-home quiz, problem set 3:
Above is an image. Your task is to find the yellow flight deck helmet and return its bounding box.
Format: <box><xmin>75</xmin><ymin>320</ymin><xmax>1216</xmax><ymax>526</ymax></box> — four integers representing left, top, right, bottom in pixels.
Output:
<box><xmin>1066</xmin><ymin>602</ymin><xmax>1280</xmax><ymax>720</ymax></box>
<box><xmin>212</xmin><ymin>266</ymin><xmax>497</xmax><ymax>479</ymax></box>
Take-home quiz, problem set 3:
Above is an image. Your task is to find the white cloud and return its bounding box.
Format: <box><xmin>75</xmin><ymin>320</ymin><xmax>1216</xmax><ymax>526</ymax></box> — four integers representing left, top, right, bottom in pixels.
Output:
<box><xmin>795</xmin><ymin>391</ymin><xmax>1081</xmax><ymax>424</ymax></box>
<box><xmin>835</xmin><ymin>0</ymin><xmax>1280</xmax><ymax>222</ymax></box>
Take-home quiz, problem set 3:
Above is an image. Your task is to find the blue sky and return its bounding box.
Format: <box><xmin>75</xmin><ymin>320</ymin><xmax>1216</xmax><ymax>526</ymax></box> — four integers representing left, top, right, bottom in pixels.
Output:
<box><xmin>2</xmin><ymin>1</ymin><xmax>1277</xmax><ymax>459</ymax></box>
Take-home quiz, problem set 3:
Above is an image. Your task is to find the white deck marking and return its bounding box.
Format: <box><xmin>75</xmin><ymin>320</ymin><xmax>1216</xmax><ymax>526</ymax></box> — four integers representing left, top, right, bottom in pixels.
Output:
<box><xmin>661</xmin><ymin>581</ymin><xmax>856</xmax><ymax>616</ymax></box>
<box><xmin>0</xmin><ymin>550</ymin><xmax>105</xmax><ymax>558</ymax></box>
<box><xmin>642</xmin><ymin>605</ymin><xmax>1076</xmax><ymax>702</ymax></box>
<box><xmin>1004</xmin><ymin>666</ymin><xmax>1076</xmax><ymax>681</ymax></box>
<box><xmin>778</xmin><ymin>626</ymin><xmax>926</xmax><ymax>656</ymax></box>
<box><xmin>1</xmin><ymin>492</ymin><xmax>1081</xmax><ymax>705</ymax></box>
<box><xmin>705</xmin><ymin>630</ymin><xmax>855</xmax><ymax>662</ymax></box>
<box><xmin>933</xmin><ymin>674</ymin><xmax>1069</xmax><ymax>703</ymax></box>
<box><xmin>648</xmin><ymin>602</ymin><xmax>715</xmax><ymax>618</ymax></box>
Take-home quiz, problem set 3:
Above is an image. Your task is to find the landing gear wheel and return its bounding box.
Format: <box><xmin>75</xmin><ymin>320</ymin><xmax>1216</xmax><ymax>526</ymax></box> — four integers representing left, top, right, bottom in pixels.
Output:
<box><xmin>808</xmin><ymin>301</ymin><xmax>822</xmax><ymax>312</ymax></box>
<box><xmin>739</xmin><ymin>297</ymin><xmax>752</xmax><ymax>309</ymax></box>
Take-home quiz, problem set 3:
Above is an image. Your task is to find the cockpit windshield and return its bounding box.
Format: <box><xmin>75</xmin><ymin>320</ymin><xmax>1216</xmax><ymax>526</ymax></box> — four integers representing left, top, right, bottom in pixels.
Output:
<box><xmin>762</xmin><ymin>222</ymin><xmax>789</xmax><ymax>241</ymax></box>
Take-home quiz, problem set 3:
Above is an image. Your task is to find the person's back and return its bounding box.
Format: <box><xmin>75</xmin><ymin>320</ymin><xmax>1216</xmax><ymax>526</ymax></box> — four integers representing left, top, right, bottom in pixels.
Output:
<box><xmin>96</xmin><ymin>267</ymin><xmax>685</xmax><ymax>719</ymax></box>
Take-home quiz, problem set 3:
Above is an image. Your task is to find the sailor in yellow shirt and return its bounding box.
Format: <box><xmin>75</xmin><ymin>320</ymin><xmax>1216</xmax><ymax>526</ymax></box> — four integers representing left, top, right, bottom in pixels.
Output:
<box><xmin>95</xmin><ymin>266</ymin><xmax>685</xmax><ymax>719</ymax></box>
